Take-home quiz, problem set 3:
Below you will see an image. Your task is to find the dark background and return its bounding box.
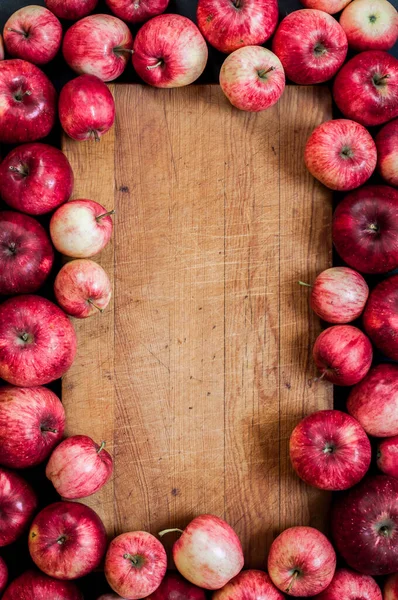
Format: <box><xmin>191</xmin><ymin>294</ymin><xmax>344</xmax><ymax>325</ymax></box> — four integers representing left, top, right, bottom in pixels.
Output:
<box><xmin>0</xmin><ymin>0</ymin><xmax>397</xmax><ymax>597</ymax></box>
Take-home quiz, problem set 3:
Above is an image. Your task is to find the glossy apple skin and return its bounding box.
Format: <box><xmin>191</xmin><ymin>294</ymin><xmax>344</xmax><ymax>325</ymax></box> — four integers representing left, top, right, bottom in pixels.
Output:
<box><xmin>290</xmin><ymin>409</ymin><xmax>371</xmax><ymax>491</ymax></box>
<box><xmin>304</xmin><ymin>119</ymin><xmax>376</xmax><ymax>191</ymax></box>
<box><xmin>213</xmin><ymin>570</ymin><xmax>284</xmax><ymax>600</ymax></box>
<box><xmin>0</xmin><ymin>557</ymin><xmax>7</xmax><ymax>595</ymax></box>
<box><xmin>340</xmin><ymin>0</ymin><xmax>398</xmax><ymax>51</ymax></box>
<box><xmin>385</xmin><ymin>573</ymin><xmax>398</xmax><ymax>600</ymax></box>
<box><xmin>59</xmin><ymin>75</ymin><xmax>115</xmax><ymax>141</ymax></box>
<box><xmin>171</xmin><ymin>514</ymin><xmax>244</xmax><ymax>590</ymax></box>
<box><xmin>4</xmin><ymin>6</ymin><xmax>62</xmax><ymax>65</ymax></box>
<box><xmin>220</xmin><ymin>46</ymin><xmax>285</xmax><ymax>112</ymax></box>
<box><xmin>54</xmin><ymin>259</ymin><xmax>112</xmax><ymax>318</ymax></box>
<box><xmin>313</xmin><ymin>568</ymin><xmax>382</xmax><ymax>600</ymax></box>
<box><xmin>45</xmin><ymin>0</ymin><xmax>98</xmax><ymax>20</ymax></box>
<box><xmin>363</xmin><ymin>275</ymin><xmax>398</xmax><ymax>360</ymax></box>
<box><xmin>333</xmin><ymin>186</ymin><xmax>398</xmax><ymax>274</ymax></box>
<box><xmin>313</xmin><ymin>325</ymin><xmax>372</xmax><ymax>386</ymax></box>
<box><xmin>132</xmin><ymin>14</ymin><xmax>208</xmax><ymax>88</ymax></box>
<box><xmin>0</xmin><ymin>385</ymin><xmax>65</xmax><ymax>469</ymax></box>
<box><xmin>105</xmin><ymin>531</ymin><xmax>167</xmax><ymax>599</ymax></box>
<box><xmin>377</xmin><ymin>436</ymin><xmax>398</xmax><ymax>478</ymax></box>
<box><xmin>29</xmin><ymin>501</ymin><xmax>107</xmax><ymax>580</ymax></box>
<box><xmin>376</xmin><ymin>119</ymin><xmax>398</xmax><ymax>187</ymax></box>
<box><xmin>0</xmin><ymin>295</ymin><xmax>77</xmax><ymax>387</ymax></box>
<box><xmin>50</xmin><ymin>200</ymin><xmax>114</xmax><ymax>258</ymax></box>
<box><xmin>0</xmin><ymin>467</ymin><xmax>37</xmax><ymax>547</ymax></box>
<box><xmin>333</xmin><ymin>475</ymin><xmax>398</xmax><ymax>575</ymax></box>
<box><xmin>3</xmin><ymin>570</ymin><xmax>83</xmax><ymax>600</ymax></box>
<box><xmin>0</xmin><ymin>59</ymin><xmax>56</xmax><ymax>144</ymax></box>
<box><xmin>333</xmin><ymin>51</ymin><xmax>398</xmax><ymax>127</ymax></box>
<box><xmin>106</xmin><ymin>0</ymin><xmax>169</xmax><ymax>22</ymax></box>
<box><xmin>299</xmin><ymin>0</ymin><xmax>350</xmax><ymax>14</ymax></box>
<box><xmin>146</xmin><ymin>571</ymin><xmax>206</xmax><ymax>600</ymax></box>
<box><xmin>272</xmin><ymin>10</ymin><xmax>347</xmax><ymax>85</ymax></box>
<box><xmin>268</xmin><ymin>526</ymin><xmax>336</xmax><ymax>596</ymax></box>
<box><xmin>197</xmin><ymin>0</ymin><xmax>278</xmax><ymax>54</ymax></box>
<box><xmin>310</xmin><ymin>267</ymin><xmax>369</xmax><ymax>323</ymax></box>
<box><xmin>0</xmin><ymin>211</ymin><xmax>54</xmax><ymax>295</ymax></box>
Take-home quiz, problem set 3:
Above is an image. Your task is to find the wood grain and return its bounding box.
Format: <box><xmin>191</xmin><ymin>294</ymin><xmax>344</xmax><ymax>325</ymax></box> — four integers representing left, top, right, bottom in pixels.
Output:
<box><xmin>62</xmin><ymin>84</ymin><xmax>333</xmax><ymax>564</ymax></box>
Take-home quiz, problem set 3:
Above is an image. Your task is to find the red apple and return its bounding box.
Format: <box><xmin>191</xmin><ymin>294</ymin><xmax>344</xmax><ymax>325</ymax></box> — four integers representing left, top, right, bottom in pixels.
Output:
<box><xmin>347</xmin><ymin>364</ymin><xmax>398</xmax><ymax>437</ymax></box>
<box><xmin>0</xmin><ymin>385</ymin><xmax>65</xmax><ymax>469</ymax></box>
<box><xmin>196</xmin><ymin>0</ymin><xmax>278</xmax><ymax>54</ymax></box>
<box><xmin>63</xmin><ymin>15</ymin><xmax>133</xmax><ymax>82</ymax></box>
<box><xmin>161</xmin><ymin>515</ymin><xmax>244</xmax><ymax>590</ymax></box>
<box><xmin>45</xmin><ymin>0</ymin><xmax>98</xmax><ymax>20</ymax></box>
<box><xmin>54</xmin><ymin>259</ymin><xmax>112</xmax><ymax>318</ymax></box>
<box><xmin>332</xmin><ymin>475</ymin><xmax>398</xmax><ymax>575</ymax></box>
<box><xmin>0</xmin><ymin>34</ymin><xmax>4</xmax><ymax>60</ymax></box>
<box><xmin>377</xmin><ymin>436</ymin><xmax>398</xmax><ymax>478</ymax></box>
<box><xmin>213</xmin><ymin>570</ymin><xmax>284</xmax><ymax>600</ymax></box>
<box><xmin>290</xmin><ymin>409</ymin><xmax>371</xmax><ymax>491</ymax></box>
<box><xmin>0</xmin><ymin>467</ymin><xmax>37</xmax><ymax>546</ymax></box>
<box><xmin>3</xmin><ymin>6</ymin><xmax>62</xmax><ymax>65</ymax></box>
<box><xmin>0</xmin><ymin>211</ymin><xmax>54</xmax><ymax>295</ymax></box>
<box><xmin>132</xmin><ymin>14</ymin><xmax>208</xmax><ymax>88</ymax></box>
<box><xmin>376</xmin><ymin>119</ymin><xmax>398</xmax><ymax>187</ymax></box>
<box><xmin>268</xmin><ymin>526</ymin><xmax>336</xmax><ymax>596</ymax></box>
<box><xmin>304</xmin><ymin>119</ymin><xmax>377</xmax><ymax>191</ymax></box>
<box><xmin>0</xmin><ymin>143</ymin><xmax>74</xmax><ymax>216</ymax></box>
<box><xmin>29</xmin><ymin>501</ymin><xmax>107</xmax><ymax>580</ymax></box>
<box><xmin>333</xmin><ymin>51</ymin><xmax>398</xmax><ymax>127</ymax></box>
<box><xmin>363</xmin><ymin>275</ymin><xmax>398</xmax><ymax>360</ymax></box>
<box><xmin>59</xmin><ymin>75</ymin><xmax>115</xmax><ymax>141</ymax></box>
<box><xmin>0</xmin><ymin>295</ymin><xmax>77</xmax><ymax>387</ymax></box>
<box><xmin>3</xmin><ymin>570</ymin><xmax>83</xmax><ymax>600</ymax></box>
<box><xmin>312</xmin><ymin>325</ymin><xmax>373</xmax><ymax>386</ymax></box>
<box><xmin>0</xmin><ymin>59</ymin><xmax>56</xmax><ymax>144</ymax></box>
<box><xmin>299</xmin><ymin>0</ymin><xmax>350</xmax><ymax>14</ymax></box>
<box><xmin>0</xmin><ymin>557</ymin><xmax>7</xmax><ymax>595</ymax></box>
<box><xmin>105</xmin><ymin>531</ymin><xmax>167</xmax><ymax>599</ymax></box>
<box><xmin>309</xmin><ymin>267</ymin><xmax>369</xmax><ymax>323</ymax></box>
<box><xmin>219</xmin><ymin>46</ymin><xmax>285</xmax><ymax>112</ymax></box>
<box><xmin>385</xmin><ymin>573</ymin><xmax>398</xmax><ymax>600</ymax></box>
<box><xmin>50</xmin><ymin>200</ymin><xmax>114</xmax><ymax>258</ymax></box>
<box><xmin>146</xmin><ymin>571</ymin><xmax>206</xmax><ymax>600</ymax></box>
<box><xmin>313</xmin><ymin>568</ymin><xmax>382</xmax><ymax>600</ymax></box>
<box><xmin>105</xmin><ymin>0</ymin><xmax>169</xmax><ymax>23</ymax></box>
<box><xmin>46</xmin><ymin>435</ymin><xmax>113</xmax><ymax>499</ymax></box>
<box><xmin>272</xmin><ymin>10</ymin><xmax>347</xmax><ymax>85</ymax></box>
<box><xmin>340</xmin><ymin>0</ymin><xmax>398</xmax><ymax>51</ymax></box>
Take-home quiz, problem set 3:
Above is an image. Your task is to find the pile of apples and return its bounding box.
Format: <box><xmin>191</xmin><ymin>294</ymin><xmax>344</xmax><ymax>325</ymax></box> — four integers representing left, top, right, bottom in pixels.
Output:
<box><xmin>0</xmin><ymin>0</ymin><xmax>397</xmax><ymax>598</ymax></box>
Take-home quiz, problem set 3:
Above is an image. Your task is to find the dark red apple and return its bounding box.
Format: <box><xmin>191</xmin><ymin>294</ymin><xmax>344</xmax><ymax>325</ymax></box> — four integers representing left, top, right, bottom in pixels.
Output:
<box><xmin>332</xmin><ymin>475</ymin><xmax>398</xmax><ymax>575</ymax></box>
<box><xmin>312</xmin><ymin>325</ymin><xmax>373</xmax><ymax>386</ymax></box>
<box><xmin>0</xmin><ymin>143</ymin><xmax>74</xmax><ymax>216</ymax></box>
<box><xmin>2</xmin><ymin>570</ymin><xmax>83</xmax><ymax>600</ymax></box>
<box><xmin>377</xmin><ymin>436</ymin><xmax>398</xmax><ymax>478</ymax></box>
<box><xmin>45</xmin><ymin>0</ymin><xmax>98</xmax><ymax>20</ymax></box>
<box><xmin>333</xmin><ymin>185</ymin><xmax>398</xmax><ymax>274</ymax></box>
<box><xmin>29</xmin><ymin>502</ymin><xmax>107</xmax><ymax>580</ymax></box>
<box><xmin>363</xmin><ymin>275</ymin><xmax>398</xmax><ymax>360</ymax></box>
<box><xmin>0</xmin><ymin>295</ymin><xmax>77</xmax><ymax>387</ymax></box>
<box><xmin>213</xmin><ymin>570</ymin><xmax>284</xmax><ymax>600</ymax></box>
<box><xmin>105</xmin><ymin>0</ymin><xmax>169</xmax><ymax>23</ymax></box>
<box><xmin>314</xmin><ymin>568</ymin><xmax>382</xmax><ymax>600</ymax></box>
<box><xmin>0</xmin><ymin>557</ymin><xmax>7</xmax><ymax>595</ymax></box>
<box><xmin>0</xmin><ymin>59</ymin><xmax>56</xmax><ymax>144</ymax></box>
<box><xmin>0</xmin><ymin>467</ymin><xmax>37</xmax><ymax>546</ymax></box>
<box><xmin>385</xmin><ymin>573</ymin><xmax>398</xmax><ymax>600</ymax></box>
<box><xmin>146</xmin><ymin>571</ymin><xmax>206</xmax><ymax>600</ymax></box>
<box><xmin>0</xmin><ymin>385</ymin><xmax>65</xmax><ymax>469</ymax></box>
<box><xmin>376</xmin><ymin>118</ymin><xmax>398</xmax><ymax>187</ymax></box>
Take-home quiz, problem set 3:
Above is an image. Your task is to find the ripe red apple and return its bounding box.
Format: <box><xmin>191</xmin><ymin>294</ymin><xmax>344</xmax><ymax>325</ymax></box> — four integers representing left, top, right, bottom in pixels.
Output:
<box><xmin>333</xmin><ymin>51</ymin><xmax>398</xmax><ymax>127</ymax></box>
<box><xmin>299</xmin><ymin>0</ymin><xmax>350</xmax><ymax>14</ymax></box>
<box><xmin>50</xmin><ymin>200</ymin><xmax>114</xmax><ymax>258</ymax></box>
<box><xmin>0</xmin><ymin>143</ymin><xmax>74</xmax><ymax>216</ymax></box>
<box><xmin>105</xmin><ymin>0</ymin><xmax>169</xmax><ymax>23</ymax></box>
<box><xmin>272</xmin><ymin>10</ymin><xmax>347</xmax><ymax>85</ymax></box>
<box><xmin>377</xmin><ymin>436</ymin><xmax>398</xmax><ymax>478</ymax></box>
<box><xmin>340</xmin><ymin>0</ymin><xmax>398</xmax><ymax>51</ymax></box>
<box><xmin>161</xmin><ymin>515</ymin><xmax>244</xmax><ymax>590</ymax></box>
<box><xmin>63</xmin><ymin>15</ymin><xmax>133</xmax><ymax>82</ymax></box>
<box><xmin>196</xmin><ymin>0</ymin><xmax>278</xmax><ymax>54</ymax></box>
<box><xmin>312</xmin><ymin>325</ymin><xmax>373</xmax><ymax>386</ymax></box>
<box><xmin>290</xmin><ymin>409</ymin><xmax>371</xmax><ymax>491</ymax></box>
<box><xmin>54</xmin><ymin>259</ymin><xmax>112</xmax><ymax>318</ymax></box>
<box><xmin>363</xmin><ymin>275</ymin><xmax>398</xmax><ymax>360</ymax></box>
<box><xmin>0</xmin><ymin>557</ymin><xmax>7</xmax><ymax>595</ymax></box>
<box><xmin>313</xmin><ymin>568</ymin><xmax>382</xmax><ymax>600</ymax></box>
<box><xmin>29</xmin><ymin>501</ymin><xmax>107</xmax><ymax>580</ymax></box>
<box><xmin>105</xmin><ymin>531</ymin><xmax>167</xmax><ymax>599</ymax></box>
<box><xmin>0</xmin><ymin>295</ymin><xmax>77</xmax><ymax>387</ymax></box>
<box><xmin>309</xmin><ymin>267</ymin><xmax>369</xmax><ymax>323</ymax></box>
<box><xmin>268</xmin><ymin>526</ymin><xmax>336</xmax><ymax>596</ymax></box>
<box><xmin>59</xmin><ymin>75</ymin><xmax>115</xmax><ymax>141</ymax></box>
<box><xmin>132</xmin><ymin>14</ymin><xmax>208</xmax><ymax>88</ymax></box>
<box><xmin>0</xmin><ymin>59</ymin><xmax>56</xmax><ymax>144</ymax></box>
<box><xmin>219</xmin><ymin>46</ymin><xmax>285</xmax><ymax>112</ymax></box>
<box><xmin>213</xmin><ymin>570</ymin><xmax>284</xmax><ymax>600</ymax></box>
<box><xmin>0</xmin><ymin>467</ymin><xmax>37</xmax><ymax>546</ymax></box>
<box><xmin>385</xmin><ymin>573</ymin><xmax>398</xmax><ymax>600</ymax></box>
<box><xmin>3</xmin><ymin>570</ymin><xmax>83</xmax><ymax>600</ymax></box>
<box><xmin>0</xmin><ymin>211</ymin><xmax>54</xmax><ymax>295</ymax></box>
<box><xmin>146</xmin><ymin>571</ymin><xmax>206</xmax><ymax>600</ymax></box>
<box><xmin>0</xmin><ymin>385</ymin><xmax>65</xmax><ymax>469</ymax></box>
<box><xmin>45</xmin><ymin>0</ymin><xmax>98</xmax><ymax>20</ymax></box>
<box><xmin>304</xmin><ymin>119</ymin><xmax>376</xmax><ymax>191</ymax></box>
<box><xmin>376</xmin><ymin>119</ymin><xmax>398</xmax><ymax>187</ymax></box>
<box><xmin>347</xmin><ymin>364</ymin><xmax>398</xmax><ymax>437</ymax></box>
<box><xmin>332</xmin><ymin>475</ymin><xmax>398</xmax><ymax>575</ymax></box>
<box><xmin>3</xmin><ymin>6</ymin><xmax>62</xmax><ymax>65</ymax></box>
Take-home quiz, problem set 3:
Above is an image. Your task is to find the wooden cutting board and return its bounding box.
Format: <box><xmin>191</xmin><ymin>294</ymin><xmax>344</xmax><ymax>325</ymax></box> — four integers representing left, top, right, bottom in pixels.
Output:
<box><xmin>62</xmin><ymin>84</ymin><xmax>333</xmax><ymax>567</ymax></box>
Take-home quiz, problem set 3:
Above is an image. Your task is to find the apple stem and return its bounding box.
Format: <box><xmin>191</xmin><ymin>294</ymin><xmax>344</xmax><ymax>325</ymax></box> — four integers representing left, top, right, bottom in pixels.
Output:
<box><xmin>115</xmin><ymin>47</ymin><xmax>134</xmax><ymax>54</ymax></box>
<box><xmin>286</xmin><ymin>570</ymin><xmax>300</xmax><ymax>593</ymax></box>
<box><xmin>123</xmin><ymin>553</ymin><xmax>139</xmax><ymax>565</ymax></box>
<box><xmin>57</xmin><ymin>535</ymin><xmax>67</xmax><ymax>545</ymax></box>
<box><xmin>8</xmin><ymin>164</ymin><xmax>29</xmax><ymax>177</ymax></box>
<box><xmin>41</xmin><ymin>426</ymin><xmax>58</xmax><ymax>433</ymax></box>
<box><xmin>87</xmin><ymin>299</ymin><xmax>104</xmax><ymax>313</ymax></box>
<box><xmin>146</xmin><ymin>60</ymin><xmax>164</xmax><ymax>71</ymax></box>
<box><xmin>97</xmin><ymin>440</ymin><xmax>106</xmax><ymax>454</ymax></box>
<box><xmin>374</xmin><ymin>73</ymin><xmax>390</xmax><ymax>85</ymax></box>
<box><xmin>7</xmin><ymin>27</ymin><xmax>28</xmax><ymax>38</ymax></box>
<box><xmin>258</xmin><ymin>66</ymin><xmax>275</xmax><ymax>78</ymax></box>
<box><xmin>369</xmin><ymin>223</ymin><xmax>379</xmax><ymax>232</ymax></box>
<box><xmin>158</xmin><ymin>528</ymin><xmax>184</xmax><ymax>538</ymax></box>
<box><xmin>313</xmin><ymin>371</ymin><xmax>326</xmax><ymax>383</ymax></box>
<box><xmin>20</xmin><ymin>332</ymin><xmax>29</xmax><ymax>342</ymax></box>
<box><xmin>233</xmin><ymin>0</ymin><xmax>241</xmax><ymax>7</ymax></box>
<box><xmin>90</xmin><ymin>129</ymin><xmax>101</xmax><ymax>142</ymax></box>
<box><xmin>96</xmin><ymin>209</ymin><xmax>115</xmax><ymax>221</ymax></box>
<box><xmin>298</xmin><ymin>281</ymin><xmax>312</xmax><ymax>288</ymax></box>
